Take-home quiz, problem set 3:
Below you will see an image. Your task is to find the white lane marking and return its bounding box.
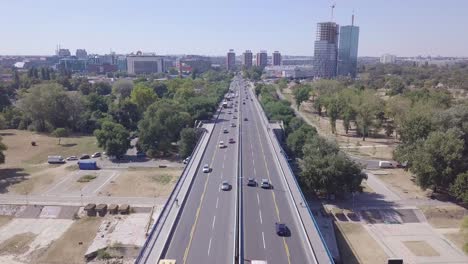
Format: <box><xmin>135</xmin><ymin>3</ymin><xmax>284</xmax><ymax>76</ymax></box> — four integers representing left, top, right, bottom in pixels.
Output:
<box><xmin>216</xmin><ymin>197</ymin><xmax>219</xmax><ymax>209</ymax></box>
<box><xmin>93</xmin><ymin>171</ymin><xmax>118</xmax><ymax>194</ymax></box>
<box><xmin>208</xmin><ymin>238</ymin><xmax>212</xmax><ymax>255</ymax></box>
<box><xmin>222</xmin><ymin>163</ymin><xmax>225</xmax><ymax>169</ymax></box>
<box><xmin>253</xmin><ymin>167</ymin><xmax>256</xmax><ymax>176</ymax></box>
<box><xmin>262</xmin><ymin>232</ymin><xmax>266</xmax><ymax>249</ymax></box>
<box><xmin>257</xmin><ymin>193</ymin><xmax>260</xmax><ymax>205</ymax></box>
<box><xmin>212</xmin><ymin>215</ymin><xmax>216</xmax><ymax>230</ymax></box>
<box><xmin>251</xmin><ymin>150</ymin><xmax>254</xmax><ymax>157</ymax></box>
<box><xmin>259</xmin><ymin>210</ymin><xmax>263</xmax><ymax>224</ymax></box>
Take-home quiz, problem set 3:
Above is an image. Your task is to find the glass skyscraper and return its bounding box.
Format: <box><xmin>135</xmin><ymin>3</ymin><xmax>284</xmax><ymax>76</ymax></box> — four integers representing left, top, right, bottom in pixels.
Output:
<box><xmin>338</xmin><ymin>25</ymin><xmax>360</xmax><ymax>78</ymax></box>
<box><xmin>313</xmin><ymin>22</ymin><xmax>339</xmax><ymax>78</ymax></box>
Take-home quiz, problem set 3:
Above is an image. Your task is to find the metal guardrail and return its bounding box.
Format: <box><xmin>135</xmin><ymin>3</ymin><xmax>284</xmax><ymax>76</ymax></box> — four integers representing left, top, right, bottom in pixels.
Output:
<box><xmin>250</xmin><ymin>83</ymin><xmax>335</xmax><ymax>263</ymax></box>
<box><xmin>236</xmin><ymin>101</ymin><xmax>244</xmax><ymax>264</ymax></box>
<box><xmin>135</xmin><ymin>129</ymin><xmax>208</xmax><ymax>263</ymax></box>
<box><xmin>136</xmin><ymin>104</ymin><xmax>224</xmax><ymax>263</ymax></box>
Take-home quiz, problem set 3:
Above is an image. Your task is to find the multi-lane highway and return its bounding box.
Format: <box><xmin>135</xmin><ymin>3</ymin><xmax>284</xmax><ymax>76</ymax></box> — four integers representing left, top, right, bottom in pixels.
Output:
<box><xmin>239</xmin><ymin>78</ymin><xmax>313</xmax><ymax>264</ymax></box>
<box><xmin>161</xmin><ymin>80</ymin><xmax>241</xmax><ymax>263</ymax></box>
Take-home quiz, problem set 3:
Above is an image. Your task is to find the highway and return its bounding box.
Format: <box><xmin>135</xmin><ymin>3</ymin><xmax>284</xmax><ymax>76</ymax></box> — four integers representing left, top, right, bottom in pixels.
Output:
<box><xmin>161</xmin><ymin>80</ymin><xmax>241</xmax><ymax>263</ymax></box>
<box><xmin>239</xmin><ymin>79</ymin><xmax>313</xmax><ymax>264</ymax></box>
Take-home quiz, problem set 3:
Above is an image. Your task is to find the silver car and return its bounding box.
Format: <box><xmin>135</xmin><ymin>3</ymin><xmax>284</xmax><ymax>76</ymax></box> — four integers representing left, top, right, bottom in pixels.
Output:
<box><xmin>261</xmin><ymin>179</ymin><xmax>270</xmax><ymax>189</ymax></box>
<box><xmin>220</xmin><ymin>181</ymin><xmax>231</xmax><ymax>191</ymax></box>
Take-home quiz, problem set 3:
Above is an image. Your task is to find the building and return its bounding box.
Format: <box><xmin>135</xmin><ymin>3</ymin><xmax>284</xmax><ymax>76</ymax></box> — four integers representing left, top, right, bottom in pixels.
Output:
<box><xmin>76</xmin><ymin>49</ymin><xmax>88</xmax><ymax>59</ymax></box>
<box><xmin>272</xmin><ymin>51</ymin><xmax>282</xmax><ymax>66</ymax></box>
<box><xmin>264</xmin><ymin>65</ymin><xmax>314</xmax><ymax>79</ymax></box>
<box><xmin>226</xmin><ymin>49</ymin><xmax>236</xmax><ymax>71</ymax></box>
<box><xmin>177</xmin><ymin>55</ymin><xmax>212</xmax><ymax>74</ymax></box>
<box><xmin>380</xmin><ymin>54</ymin><xmax>397</xmax><ymax>64</ymax></box>
<box><xmin>242</xmin><ymin>50</ymin><xmax>253</xmax><ymax>69</ymax></box>
<box><xmin>57</xmin><ymin>48</ymin><xmax>71</xmax><ymax>57</ymax></box>
<box><xmin>127</xmin><ymin>54</ymin><xmax>165</xmax><ymax>74</ymax></box>
<box><xmin>256</xmin><ymin>50</ymin><xmax>268</xmax><ymax>67</ymax></box>
<box><xmin>337</xmin><ymin>16</ymin><xmax>359</xmax><ymax>78</ymax></box>
<box><xmin>58</xmin><ymin>57</ymin><xmax>87</xmax><ymax>72</ymax></box>
<box><xmin>117</xmin><ymin>56</ymin><xmax>127</xmax><ymax>72</ymax></box>
<box><xmin>313</xmin><ymin>22</ymin><xmax>339</xmax><ymax>78</ymax></box>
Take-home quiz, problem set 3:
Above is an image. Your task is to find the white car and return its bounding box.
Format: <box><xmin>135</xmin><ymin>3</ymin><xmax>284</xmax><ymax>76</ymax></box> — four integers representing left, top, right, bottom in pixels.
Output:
<box><xmin>219</xmin><ymin>141</ymin><xmax>226</xmax><ymax>148</ymax></box>
<box><xmin>183</xmin><ymin>156</ymin><xmax>191</xmax><ymax>164</ymax></box>
<box><xmin>261</xmin><ymin>179</ymin><xmax>270</xmax><ymax>189</ymax></box>
<box><xmin>202</xmin><ymin>164</ymin><xmax>210</xmax><ymax>173</ymax></box>
<box><xmin>220</xmin><ymin>181</ymin><xmax>231</xmax><ymax>191</ymax></box>
<box><xmin>66</xmin><ymin>156</ymin><xmax>78</xmax><ymax>161</ymax></box>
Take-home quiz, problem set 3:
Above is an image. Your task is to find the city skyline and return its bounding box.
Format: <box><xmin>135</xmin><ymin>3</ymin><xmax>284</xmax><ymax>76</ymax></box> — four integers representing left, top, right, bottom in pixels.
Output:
<box><xmin>0</xmin><ymin>0</ymin><xmax>467</xmax><ymax>57</ymax></box>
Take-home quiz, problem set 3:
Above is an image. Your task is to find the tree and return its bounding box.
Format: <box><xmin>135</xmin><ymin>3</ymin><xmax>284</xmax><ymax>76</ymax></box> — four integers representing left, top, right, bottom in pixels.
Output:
<box><xmin>352</xmin><ymin>91</ymin><xmax>383</xmax><ymax>141</ymax></box>
<box><xmin>409</xmin><ymin>129</ymin><xmax>464</xmax><ymax>192</ymax></box>
<box><xmin>109</xmin><ymin>99</ymin><xmax>140</xmax><ymax>130</ymax></box>
<box><xmin>450</xmin><ymin>172</ymin><xmax>468</xmax><ymax>204</ymax></box>
<box><xmin>292</xmin><ymin>85</ymin><xmax>311</xmax><ymax>109</ymax></box>
<box><xmin>300</xmin><ymin>136</ymin><xmax>366</xmax><ymax>196</ymax></box>
<box><xmin>94</xmin><ymin>121</ymin><xmax>130</xmax><ymax>158</ymax></box>
<box><xmin>93</xmin><ymin>82</ymin><xmax>112</xmax><ymax>96</ymax></box>
<box><xmin>130</xmin><ymin>83</ymin><xmax>158</xmax><ymax>113</ymax></box>
<box><xmin>52</xmin><ymin>128</ymin><xmax>69</xmax><ymax>138</ymax></box>
<box><xmin>0</xmin><ymin>136</ymin><xmax>6</xmax><ymax>164</ymax></box>
<box><xmin>286</xmin><ymin>124</ymin><xmax>316</xmax><ymax>158</ymax></box>
<box><xmin>386</xmin><ymin>76</ymin><xmax>406</xmax><ymax>95</ymax></box>
<box><xmin>179</xmin><ymin>128</ymin><xmax>198</xmax><ymax>158</ymax></box>
<box><xmin>112</xmin><ymin>79</ymin><xmax>133</xmax><ymax>99</ymax></box>
<box><xmin>152</xmin><ymin>82</ymin><xmax>168</xmax><ymax>98</ymax></box>
<box><xmin>326</xmin><ymin>96</ymin><xmax>341</xmax><ymax>134</ymax></box>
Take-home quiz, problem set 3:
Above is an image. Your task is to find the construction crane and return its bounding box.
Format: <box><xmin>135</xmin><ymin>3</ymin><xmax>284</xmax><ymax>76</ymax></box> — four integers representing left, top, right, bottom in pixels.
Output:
<box><xmin>330</xmin><ymin>2</ymin><xmax>336</xmax><ymax>21</ymax></box>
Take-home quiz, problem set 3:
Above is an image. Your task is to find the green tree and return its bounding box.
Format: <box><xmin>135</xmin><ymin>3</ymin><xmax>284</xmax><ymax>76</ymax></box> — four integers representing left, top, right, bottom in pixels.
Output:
<box><xmin>52</xmin><ymin>128</ymin><xmax>69</xmax><ymax>138</ymax></box>
<box><xmin>410</xmin><ymin>129</ymin><xmax>464</xmax><ymax>192</ymax></box>
<box><xmin>94</xmin><ymin>121</ymin><xmax>131</xmax><ymax>158</ymax></box>
<box><xmin>353</xmin><ymin>91</ymin><xmax>383</xmax><ymax>141</ymax></box>
<box><xmin>179</xmin><ymin>128</ymin><xmax>198</xmax><ymax>158</ymax></box>
<box><xmin>112</xmin><ymin>79</ymin><xmax>133</xmax><ymax>99</ymax></box>
<box><xmin>110</xmin><ymin>99</ymin><xmax>140</xmax><ymax>131</ymax></box>
<box><xmin>450</xmin><ymin>172</ymin><xmax>468</xmax><ymax>204</ymax></box>
<box><xmin>93</xmin><ymin>82</ymin><xmax>112</xmax><ymax>95</ymax></box>
<box><xmin>286</xmin><ymin>124</ymin><xmax>316</xmax><ymax>158</ymax></box>
<box><xmin>0</xmin><ymin>136</ymin><xmax>6</xmax><ymax>164</ymax></box>
<box><xmin>292</xmin><ymin>85</ymin><xmax>311</xmax><ymax>109</ymax></box>
<box><xmin>130</xmin><ymin>83</ymin><xmax>158</xmax><ymax>113</ymax></box>
<box><xmin>326</xmin><ymin>96</ymin><xmax>341</xmax><ymax>134</ymax></box>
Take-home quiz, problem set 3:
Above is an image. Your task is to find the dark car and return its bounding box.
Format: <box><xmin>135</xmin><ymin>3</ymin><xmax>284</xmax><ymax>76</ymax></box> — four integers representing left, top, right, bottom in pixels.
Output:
<box><xmin>244</xmin><ymin>117</ymin><xmax>248</xmax><ymax>121</ymax></box>
<box><xmin>80</xmin><ymin>154</ymin><xmax>90</xmax><ymax>160</ymax></box>
<box><xmin>247</xmin><ymin>178</ymin><xmax>256</xmax><ymax>187</ymax></box>
<box><xmin>229</xmin><ymin>138</ymin><xmax>235</xmax><ymax>144</ymax></box>
<box><xmin>275</xmin><ymin>223</ymin><xmax>288</xmax><ymax>236</ymax></box>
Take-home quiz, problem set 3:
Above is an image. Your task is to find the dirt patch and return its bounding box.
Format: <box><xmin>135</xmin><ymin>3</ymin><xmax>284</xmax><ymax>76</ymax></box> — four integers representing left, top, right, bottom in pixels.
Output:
<box><xmin>403</xmin><ymin>240</ymin><xmax>439</xmax><ymax>256</ymax></box>
<box><xmin>0</xmin><ymin>216</ymin><xmax>13</xmax><ymax>228</ymax></box>
<box><xmin>100</xmin><ymin>167</ymin><xmax>181</xmax><ymax>197</ymax></box>
<box><xmin>0</xmin><ymin>232</ymin><xmax>36</xmax><ymax>256</ymax></box>
<box><xmin>421</xmin><ymin>206</ymin><xmax>467</xmax><ymax>228</ymax></box>
<box><xmin>7</xmin><ymin>164</ymin><xmax>72</xmax><ymax>195</ymax></box>
<box><xmin>375</xmin><ymin>169</ymin><xmax>430</xmax><ymax>199</ymax></box>
<box><xmin>444</xmin><ymin>232</ymin><xmax>466</xmax><ymax>253</ymax></box>
<box><xmin>37</xmin><ymin>217</ymin><xmax>103</xmax><ymax>264</ymax></box>
<box><xmin>335</xmin><ymin>222</ymin><xmax>388</xmax><ymax>264</ymax></box>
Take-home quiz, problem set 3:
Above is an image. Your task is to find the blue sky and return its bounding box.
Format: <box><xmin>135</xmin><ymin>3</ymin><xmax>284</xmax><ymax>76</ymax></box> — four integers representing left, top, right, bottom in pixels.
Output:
<box><xmin>0</xmin><ymin>0</ymin><xmax>466</xmax><ymax>56</ymax></box>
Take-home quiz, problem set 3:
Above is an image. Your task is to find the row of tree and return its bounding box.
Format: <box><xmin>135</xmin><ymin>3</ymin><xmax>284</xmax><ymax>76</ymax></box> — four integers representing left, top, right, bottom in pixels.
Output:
<box><xmin>255</xmin><ymin>83</ymin><xmax>366</xmax><ymax>197</ymax></box>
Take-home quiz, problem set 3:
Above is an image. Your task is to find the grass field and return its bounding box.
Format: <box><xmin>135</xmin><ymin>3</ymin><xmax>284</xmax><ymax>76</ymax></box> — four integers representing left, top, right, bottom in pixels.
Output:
<box><xmin>0</xmin><ymin>129</ymin><xmax>102</xmax><ymax>194</ymax></box>
<box><xmin>100</xmin><ymin>167</ymin><xmax>182</xmax><ymax>197</ymax></box>
<box><xmin>421</xmin><ymin>206</ymin><xmax>467</xmax><ymax>228</ymax></box>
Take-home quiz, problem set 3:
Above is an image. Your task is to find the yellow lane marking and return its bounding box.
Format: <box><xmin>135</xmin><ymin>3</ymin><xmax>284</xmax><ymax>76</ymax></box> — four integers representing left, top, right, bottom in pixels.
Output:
<box><xmin>183</xmin><ymin>119</ymin><xmax>224</xmax><ymax>264</ymax></box>
<box><xmin>252</xmin><ymin>100</ymin><xmax>291</xmax><ymax>264</ymax></box>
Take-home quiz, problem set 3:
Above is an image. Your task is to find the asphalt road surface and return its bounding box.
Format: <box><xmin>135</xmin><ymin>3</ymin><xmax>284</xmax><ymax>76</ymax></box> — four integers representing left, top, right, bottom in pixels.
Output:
<box><xmin>240</xmin><ymin>79</ymin><xmax>313</xmax><ymax>264</ymax></box>
<box><xmin>162</xmin><ymin>80</ymin><xmax>241</xmax><ymax>263</ymax></box>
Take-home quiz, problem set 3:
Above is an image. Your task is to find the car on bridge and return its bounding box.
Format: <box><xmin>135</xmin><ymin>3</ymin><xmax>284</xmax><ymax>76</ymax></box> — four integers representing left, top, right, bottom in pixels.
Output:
<box><xmin>220</xmin><ymin>181</ymin><xmax>231</xmax><ymax>191</ymax></box>
<box><xmin>223</xmin><ymin>128</ymin><xmax>229</xmax><ymax>133</ymax></box>
<box><xmin>247</xmin><ymin>178</ymin><xmax>256</xmax><ymax>187</ymax></box>
<box><xmin>231</xmin><ymin>123</ymin><xmax>236</xmax><ymax>127</ymax></box>
<box><xmin>202</xmin><ymin>164</ymin><xmax>211</xmax><ymax>173</ymax></box>
<box><xmin>229</xmin><ymin>138</ymin><xmax>235</xmax><ymax>144</ymax></box>
<box><xmin>219</xmin><ymin>141</ymin><xmax>226</xmax><ymax>148</ymax></box>
<box><xmin>275</xmin><ymin>223</ymin><xmax>289</xmax><ymax>236</ymax></box>
<box><xmin>261</xmin><ymin>179</ymin><xmax>270</xmax><ymax>189</ymax></box>
<box><xmin>244</xmin><ymin>117</ymin><xmax>248</xmax><ymax>121</ymax></box>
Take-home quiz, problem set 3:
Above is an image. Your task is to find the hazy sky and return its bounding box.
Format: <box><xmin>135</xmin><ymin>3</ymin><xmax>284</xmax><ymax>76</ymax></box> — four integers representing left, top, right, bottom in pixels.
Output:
<box><xmin>1</xmin><ymin>0</ymin><xmax>466</xmax><ymax>56</ymax></box>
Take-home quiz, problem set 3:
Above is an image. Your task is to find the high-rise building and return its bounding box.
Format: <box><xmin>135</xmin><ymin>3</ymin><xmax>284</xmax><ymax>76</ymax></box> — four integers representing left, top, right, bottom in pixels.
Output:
<box><xmin>226</xmin><ymin>49</ymin><xmax>236</xmax><ymax>70</ymax></box>
<box><xmin>380</xmin><ymin>54</ymin><xmax>397</xmax><ymax>64</ymax></box>
<box><xmin>338</xmin><ymin>16</ymin><xmax>359</xmax><ymax>78</ymax></box>
<box><xmin>127</xmin><ymin>54</ymin><xmax>165</xmax><ymax>74</ymax></box>
<box><xmin>272</xmin><ymin>51</ymin><xmax>282</xmax><ymax>66</ymax></box>
<box><xmin>242</xmin><ymin>50</ymin><xmax>253</xmax><ymax>69</ymax></box>
<box><xmin>313</xmin><ymin>22</ymin><xmax>339</xmax><ymax>78</ymax></box>
<box><xmin>75</xmin><ymin>49</ymin><xmax>88</xmax><ymax>59</ymax></box>
<box><xmin>57</xmin><ymin>48</ymin><xmax>71</xmax><ymax>57</ymax></box>
<box><xmin>256</xmin><ymin>50</ymin><xmax>268</xmax><ymax>67</ymax></box>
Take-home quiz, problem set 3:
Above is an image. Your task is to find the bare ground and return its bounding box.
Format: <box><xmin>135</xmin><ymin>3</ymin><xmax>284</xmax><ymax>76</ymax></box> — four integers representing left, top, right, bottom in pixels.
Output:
<box><xmin>375</xmin><ymin>169</ymin><xmax>430</xmax><ymax>199</ymax></box>
<box><xmin>0</xmin><ymin>216</ymin><xmax>13</xmax><ymax>229</ymax></box>
<box><xmin>36</xmin><ymin>217</ymin><xmax>103</xmax><ymax>264</ymax></box>
<box><xmin>99</xmin><ymin>167</ymin><xmax>181</xmax><ymax>197</ymax></box>
<box><xmin>403</xmin><ymin>241</ymin><xmax>440</xmax><ymax>256</ymax></box>
<box><xmin>335</xmin><ymin>222</ymin><xmax>389</xmax><ymax>264</ymax></box>
<box><xmin>0</xmin><ymin>232</ymin><xmax>36</xmax><ymax>256</ymax></box>
<box><xmin>421</xmin><ymin>206</ymin><xmax>467</xmax><ymax>228</ymax></box>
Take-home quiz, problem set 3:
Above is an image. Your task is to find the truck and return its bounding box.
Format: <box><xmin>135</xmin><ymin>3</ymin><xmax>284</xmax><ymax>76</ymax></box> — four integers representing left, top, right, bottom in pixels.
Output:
<box><xmin>78</xmin><ymin>160</ymin><xmax>98</xmax><ymax>170</ymax></box>
<box><xmin>378</xmin><ymin>161</ymin><xmax>394</xmax><ymax>168</ymax></box>
<box><xmin>47</xmin><ymin>156</ymin><xmax>65</xmax><ymax>164</ymax></box>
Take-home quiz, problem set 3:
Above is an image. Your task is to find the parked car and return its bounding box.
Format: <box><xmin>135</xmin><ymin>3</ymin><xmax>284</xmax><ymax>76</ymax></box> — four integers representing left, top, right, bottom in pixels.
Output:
<box><xmin>261</xmin><ymin>179</ymin><xmax>270</xmax><ymax>189</ymax></box>
<box><xmin>48</xmin><ymin>156</ymin><xmax>65</xmax><ymax>164</ymax></box>
<box><xmin>275</xmin><ymin>223</ymin><xmax>288</xmax><ymax>236</ymax></box>
<box><xmin>80</xmin><ymin>154</ymin><xmax>90</xmax><ymax>160</ymax></box>
<box><xmin>378</xmin><ymin>161</ymin><xmax>394</xmax><ymax>168</ymax></box>
<box><xmin>202</xmin><ymin>164</ymin><xmax>211</xmax><ymax>173</ymax></box>
<box><xmin>247</xmin><ymin>178</ymin><xmax>256</xmax><ymax>187</ymax></box>
<box><xmin>66</xmin><ymin>156</ymin><xmax>78</xmax><ymax>161</ymax></box>
<box><xmin>220</xmin><ymin>181</ymin><xmax>231</xmax><ymax>191</ymax></box>
<box><xmin>91</xmin><ymin>152</ymin><xmax>101</xmax><ymax>158</ymax></box>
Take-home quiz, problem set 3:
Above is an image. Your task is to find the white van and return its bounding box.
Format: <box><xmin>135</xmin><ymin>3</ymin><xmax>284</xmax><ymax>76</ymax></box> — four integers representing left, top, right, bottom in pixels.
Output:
<box><xmin>379</xmin><ymin>161</ymin><xmax>394</xmax><ymax>168</ymax></box>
